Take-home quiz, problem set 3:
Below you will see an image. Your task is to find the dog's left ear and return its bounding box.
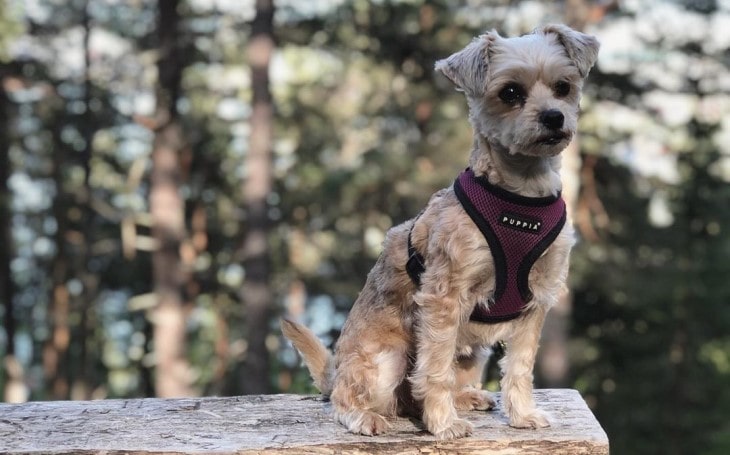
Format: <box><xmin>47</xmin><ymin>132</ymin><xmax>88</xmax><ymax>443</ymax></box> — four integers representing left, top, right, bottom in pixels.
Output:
<box><xmin>538</xmin><ymin>24</ymin><xmax>600</xmax><ymax>78</ymax></box>
<box><xmin>435</xmin><ymin>32</ymin><xmax>497</xmax><ymax>97</ymax></box>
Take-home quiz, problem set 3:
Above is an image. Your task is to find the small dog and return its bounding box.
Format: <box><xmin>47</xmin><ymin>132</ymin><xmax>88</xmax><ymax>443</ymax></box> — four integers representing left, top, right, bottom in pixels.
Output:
<box><xmin>282</xmin><ymin>24</ymin><xmax>599</xmax><ymax>439</ymax></box>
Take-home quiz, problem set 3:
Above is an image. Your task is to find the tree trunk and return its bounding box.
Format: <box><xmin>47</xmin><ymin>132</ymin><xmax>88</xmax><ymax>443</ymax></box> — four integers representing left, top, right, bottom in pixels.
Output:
<box><xmin>71</xmin><ymin>0</ymin><xmax>97</xmax><ymax>401</ymax></box>
<box><xmin>44</xmin><ymin>112</ymin><xmax>72</xmax><ymax>400</ymax></box>
<box><xmin>537</xmin><ymin>0</ymin><xmax>595</xmax><ymax>387</ymax></box>
<box><xmin>538</xmin><ymin>140</ymin><xmax>578</xmax><ymax>387</ymax></box>
<box><xmin>239</xmin><ymin>0</ymin><xmax>275</xmax><ymax>395</ymax></box>
<box><xmin>150</xmin><ymin>0</ymin><xmax>193</xmax><ymax>398</ymax></box>
<box><xmin>1</xmin><ymin>71</ymin><xmax>26</xmax><ymax>403</ymax></box>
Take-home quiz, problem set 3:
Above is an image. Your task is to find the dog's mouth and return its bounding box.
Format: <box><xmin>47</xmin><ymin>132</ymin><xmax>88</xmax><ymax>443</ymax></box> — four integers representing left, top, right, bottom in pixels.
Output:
<box><xmin>536</xmin><ymin>132</ymin><xmax>569</xmax><ymax>145</ymax></box>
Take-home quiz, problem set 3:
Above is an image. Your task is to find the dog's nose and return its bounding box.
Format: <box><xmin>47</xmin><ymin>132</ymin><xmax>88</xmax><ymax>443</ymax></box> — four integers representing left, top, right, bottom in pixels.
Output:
<box><xmin>540</xmin><ymin>109</ymin><xmax>564</xmax><ymax>130</ymax></box>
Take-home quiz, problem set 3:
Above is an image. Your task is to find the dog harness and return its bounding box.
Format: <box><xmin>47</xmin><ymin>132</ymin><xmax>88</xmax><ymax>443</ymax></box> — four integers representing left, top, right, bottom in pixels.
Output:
<box><xmin>406</xmin><ymin>168</ymin><xmax>567</xmax><ymax>323</ymax></box>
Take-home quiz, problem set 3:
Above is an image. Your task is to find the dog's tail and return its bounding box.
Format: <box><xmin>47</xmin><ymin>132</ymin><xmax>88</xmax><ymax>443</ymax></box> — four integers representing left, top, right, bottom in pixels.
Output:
<box><xmin>280</xmin><ymin>317</ymin><xmax>335</xmax><ymax>396</ymax></box>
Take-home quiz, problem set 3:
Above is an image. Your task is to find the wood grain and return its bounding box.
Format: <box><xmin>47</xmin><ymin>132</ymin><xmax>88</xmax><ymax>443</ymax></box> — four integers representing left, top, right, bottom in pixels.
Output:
<box><xmin>0</xmin><ymin>389</ymin><xmax>608</xmax><ymax>454</ymax></box>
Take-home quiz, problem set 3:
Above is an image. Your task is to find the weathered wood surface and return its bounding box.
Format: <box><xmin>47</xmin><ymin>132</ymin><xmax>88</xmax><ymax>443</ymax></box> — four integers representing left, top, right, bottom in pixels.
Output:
<box><xmin>0</xmin><ymin>389</ymin><xmax>608</xmax><ymax>455</ymax></box>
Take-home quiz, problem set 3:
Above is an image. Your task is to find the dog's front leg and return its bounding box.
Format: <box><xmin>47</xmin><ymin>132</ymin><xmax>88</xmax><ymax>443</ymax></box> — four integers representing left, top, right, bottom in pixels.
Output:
<box><xmin>411</xmin><ymin>276</ymin><xmax>472</xmax><ymax>439</ymax></box>
<box><xmin>499</xmin><ymin>306</ymin><xmax>551</xmax><ymax>429</ymax></box>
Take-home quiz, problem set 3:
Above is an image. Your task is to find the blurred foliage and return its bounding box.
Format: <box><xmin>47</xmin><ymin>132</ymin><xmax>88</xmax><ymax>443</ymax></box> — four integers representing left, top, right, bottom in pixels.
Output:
<box><xmin>0</xmin><ymin>0</ymin><xmax>729</xmax><ymax>454</ymax></box>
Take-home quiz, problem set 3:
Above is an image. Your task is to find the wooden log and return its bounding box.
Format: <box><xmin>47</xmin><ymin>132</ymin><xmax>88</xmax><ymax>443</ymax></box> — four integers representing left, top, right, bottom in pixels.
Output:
<box><xmin>0</xmin><ymin>389</ymin><xmax>608</xmax><ymax>454</ymax></box>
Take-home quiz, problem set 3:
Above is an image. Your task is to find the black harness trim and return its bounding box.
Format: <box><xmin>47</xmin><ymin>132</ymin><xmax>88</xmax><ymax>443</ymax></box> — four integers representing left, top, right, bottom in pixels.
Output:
<box><xmin>406</xmin><ymin>220</ymin><xmax>426</xmax><ymax>287</ymax></box>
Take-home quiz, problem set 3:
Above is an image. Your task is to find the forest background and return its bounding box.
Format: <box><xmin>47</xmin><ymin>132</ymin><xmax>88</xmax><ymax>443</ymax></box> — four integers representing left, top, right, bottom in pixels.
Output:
<box><xmin>1</xmin><ymin>0</ymin><xmax>729</xmax><ymax>454</ymax></box>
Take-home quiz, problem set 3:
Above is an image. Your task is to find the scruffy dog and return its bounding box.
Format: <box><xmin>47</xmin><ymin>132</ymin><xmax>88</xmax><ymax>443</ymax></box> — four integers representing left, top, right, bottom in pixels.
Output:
<box><xmin>282</xmin><ymin>24</ymin><xmax>599</xmax><ymax>439</ymax></box>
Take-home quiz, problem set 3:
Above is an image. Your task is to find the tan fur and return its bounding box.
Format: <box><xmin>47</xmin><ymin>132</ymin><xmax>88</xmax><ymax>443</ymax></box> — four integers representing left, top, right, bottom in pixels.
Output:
<box><xmin>282</xmin><ymin>24</ymin><xmax>599</xmax><ymax>439</ymax></box>
<box><xmin>280</xmin><ymin>318</ymin><xmax>335</xmax><ymax>394</ymax></box>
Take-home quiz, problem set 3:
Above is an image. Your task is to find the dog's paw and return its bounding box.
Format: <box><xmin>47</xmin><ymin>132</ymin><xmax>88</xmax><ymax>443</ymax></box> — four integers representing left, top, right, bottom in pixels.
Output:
<box><xmin>454</xmin><ymin>388</ymin><xmax>496</xmax><ymax>411</ymax></box>
<box><xmin>431</xmin><ymin>418</ymin><xmax>474</xmax><ymax>440</ymax></box>
<box><xmin>340</xmin><ymin>410</ymin><xmax>390</xmax><ymax>436</ymax></box>
<box><xmin>509</xmin><ymin>409</ymin><xmax>552</xmax><ymax>429</ymax></box>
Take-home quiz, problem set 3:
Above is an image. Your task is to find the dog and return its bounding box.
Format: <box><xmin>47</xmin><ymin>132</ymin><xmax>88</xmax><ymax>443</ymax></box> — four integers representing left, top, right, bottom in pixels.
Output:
<box><xmin>282</xmin><ymin>24</ymin><xmax>599</xmax><ymax>440</ymax></box>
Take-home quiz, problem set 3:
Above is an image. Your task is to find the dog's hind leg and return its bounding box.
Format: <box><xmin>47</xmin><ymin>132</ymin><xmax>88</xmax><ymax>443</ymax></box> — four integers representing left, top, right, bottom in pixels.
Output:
<box><xmin>410</xmin><ymin>289</ymin><xmax>474</xmax><ymax>439</ymax></box>
<box><xmin>454</xmin><ymin>346</ymin><xmax>495</xmax><ymax>411</ymax></box>
<box><xmin>330</xmin><ymin>343</ymin><xmax>408</xmax><ymax>435</ymax></box>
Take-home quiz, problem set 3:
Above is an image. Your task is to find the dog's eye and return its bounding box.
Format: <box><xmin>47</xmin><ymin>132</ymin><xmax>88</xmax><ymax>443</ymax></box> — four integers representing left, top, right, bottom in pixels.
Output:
<box><xmin>554</xmin><ymin>81</ymin><xmax>571</xmax><ymax>97</ymax></box>
<box><xmin>498</xmin><ymin>83</ymin><xmax>526</xmax><ymax>106</ymax></box>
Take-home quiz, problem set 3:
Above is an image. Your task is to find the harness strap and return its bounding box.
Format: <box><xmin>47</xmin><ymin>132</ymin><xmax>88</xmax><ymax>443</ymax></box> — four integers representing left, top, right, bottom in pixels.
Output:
<box><xmin>405</xmin><ymin>222</ymin><xmax>426</xmax><ymax>287</ymax></box>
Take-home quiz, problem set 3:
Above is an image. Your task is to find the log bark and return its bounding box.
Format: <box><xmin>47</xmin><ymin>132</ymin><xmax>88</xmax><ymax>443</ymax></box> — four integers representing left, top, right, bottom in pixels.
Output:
<box><xmin>0</xmin><ymin>389</ymin><xmax>608</xmax><ymax>454</ymax></box>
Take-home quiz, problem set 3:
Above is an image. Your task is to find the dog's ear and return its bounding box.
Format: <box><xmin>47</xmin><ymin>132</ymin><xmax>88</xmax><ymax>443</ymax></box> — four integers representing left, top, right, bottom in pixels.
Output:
<box><xmin>538</xmin><ymin>24</ymin><xmax>599</xmax><ymax>78</ymax></box>
<box><xmin>435</xmin><ymin>32</ymin><xmax>497</xmax><ymax>96</ymax></box>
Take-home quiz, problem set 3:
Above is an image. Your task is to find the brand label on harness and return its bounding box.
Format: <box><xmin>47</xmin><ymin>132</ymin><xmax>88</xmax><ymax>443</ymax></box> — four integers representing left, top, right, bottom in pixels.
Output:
<box><xmin>499</xmin><ymin>211</ymin><xmax>543</xmax><ymax>233</ymax></box>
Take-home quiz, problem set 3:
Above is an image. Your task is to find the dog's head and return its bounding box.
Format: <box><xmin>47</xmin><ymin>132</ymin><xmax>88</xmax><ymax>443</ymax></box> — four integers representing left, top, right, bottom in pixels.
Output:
<box><xmin>436</xmin><ymin>24</ymin><xmax>599</xmax><ymax>157</ymax></box>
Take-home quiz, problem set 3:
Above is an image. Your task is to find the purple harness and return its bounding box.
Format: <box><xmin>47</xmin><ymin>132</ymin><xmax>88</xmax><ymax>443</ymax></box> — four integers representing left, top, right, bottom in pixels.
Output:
<box><xmin>406</xmin><ymin>168</ymin><xmax>567</xmax><ymax>323</ymax></box>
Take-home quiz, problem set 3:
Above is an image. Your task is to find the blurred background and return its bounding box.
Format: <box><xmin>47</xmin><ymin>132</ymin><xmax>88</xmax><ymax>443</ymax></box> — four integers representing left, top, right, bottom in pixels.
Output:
<box><xmin>0</xmin><ymin>0</ymin><xmax>728</xmax><ymax>453</ymax></box>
